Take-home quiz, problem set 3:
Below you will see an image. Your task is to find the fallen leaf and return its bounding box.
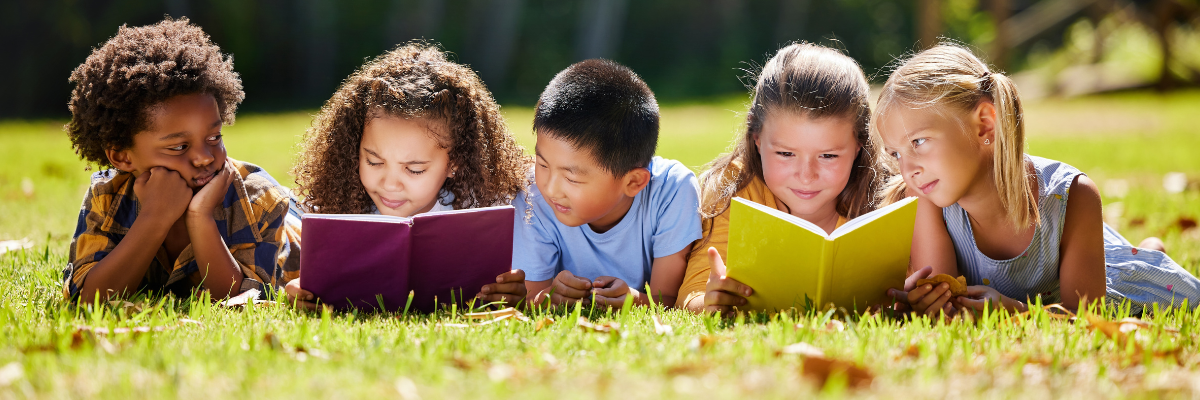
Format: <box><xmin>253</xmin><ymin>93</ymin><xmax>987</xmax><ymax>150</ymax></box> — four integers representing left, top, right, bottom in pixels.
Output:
<box><xmin>221</xmin><ymin>288</ymin><xmax>277</xmax><ymax>307</ymax></box>
<box><xmin>778</xmin><ymin>342</ymin><xmax>825</xmax><ymax>357</ymax></box>
<box><xmin>652</xmin><ymin>315</ymin><xmax>674</xmax><ymax>336</ymax></box>
<box><xmin>1129</xmin><ymin>218</ymin><xmax>1146</xmax><ymax>227</ymax></box>
<box><xmin>576</xmin><ymin>317</ymin><xmax>620</xmax><ymax>334</ymax></box>
<box><xmin>0</xmin><ymin>238</ymin><xmax>33</xmax><ymax>257</ymax></box>
<box><xmin>534</xmin><ymin>317</ymin><xmax>555</xmax><ymax>332</ymax></box>
<box><xmin>464</xmin><ymin>307</ymin><xmax>519</xmax><ymax>320</ymax></box>
<box><xmin>822</xmin><ymin>320</ymin><xmax>845</xmax><ymax>332</ymax></box>
<box><xmin>798</xmin><ymin>354</ymin><xmax>874</xmax><ymax>389</ymax></box>
<box><xmin>1176</xmin><ymin>217</ymin><xmax>1197</xmax><ymax>232</ymax></box>
<box><xmin>262</xmin><ymin>332</ymin><xmax>283</xmax><ymax>351</ymax></box>
<box><xmin>689</xmin><ymin>334</ymin><xmax>730</xmax><ymax>351</ymax></box>
<box><xmin>903</xmin><ymin>343</ymin><xmax>921</xmax><ymax>359</ymax></box>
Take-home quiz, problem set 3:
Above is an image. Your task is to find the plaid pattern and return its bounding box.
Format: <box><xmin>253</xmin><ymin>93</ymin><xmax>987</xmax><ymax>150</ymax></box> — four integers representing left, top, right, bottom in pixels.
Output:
<box><xmin>63</xmin><ymin>158</ymin><xmax>303</xmax><ymax>300</ymax></box>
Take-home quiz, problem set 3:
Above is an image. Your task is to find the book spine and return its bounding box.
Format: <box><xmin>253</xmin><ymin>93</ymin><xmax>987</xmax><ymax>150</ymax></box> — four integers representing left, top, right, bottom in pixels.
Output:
<box><xmin>819</xmin><ymin>239</ymin><xmax>832</xmax><ymax>308</ymax></box>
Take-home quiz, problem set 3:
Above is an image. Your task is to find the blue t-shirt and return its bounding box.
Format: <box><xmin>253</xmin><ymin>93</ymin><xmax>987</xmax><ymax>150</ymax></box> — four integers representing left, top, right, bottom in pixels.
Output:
<box><xmin>512</xmin><ymin>156</ymin><xmax>703</xmax><ymax>290</ymax></box>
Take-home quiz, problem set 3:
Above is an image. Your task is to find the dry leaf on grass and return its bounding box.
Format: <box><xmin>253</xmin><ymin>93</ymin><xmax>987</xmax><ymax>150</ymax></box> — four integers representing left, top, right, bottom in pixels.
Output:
<box><xmin>1176</xmin><ymin>217</ymin><xmax>1197</xmax><ymax>232</ymax></box>
<box><xmin>798</xmin><ymin>354</ymin><xmax>874</xmax><ymax>389</ymax></box>
<box><xmin>576</xmin><ymin>317</ymin><xmax>620</xmax><ymax>334</ymax></box>
<box><xmin>914</xmin><ymin>274</ymin><xmax>968</xmax><ymax>296</ymax></box>
<box><xmin>1085</xmin><ymin>313</ymin><xmax>1183</xmax><ymax>362</ymax></box>
<box><xmin>0</xmin><ymin>238</ymin><xmax>33</xmax><ymax>257</ymax></box>
<box><xmin>464</xmin><ymin>307</ymin><xmax>530</xmax><ymax>322</ymax></box>
<box><xmin>777</xmin><ymin>342</ymin><xmax>824</xmax><ymax>357</ymax></box>
<box><xmin>689</xmin><ymin>334</ymin><xmax>731</xmax><ymax>351</ymax></box>
<box><xmin>221</xmin><ymin>288</ymin><xmax>278</xmax><ymax>308</ymax></box>
<box><xmin>534</xmin><ymin>317</ymin><xmax>555</xmax><ymax>332</ymax></box>
<box><xmin>652</xmin><ymin>315</ymin><xmax>674</xmax><ymax>336</ymax></box>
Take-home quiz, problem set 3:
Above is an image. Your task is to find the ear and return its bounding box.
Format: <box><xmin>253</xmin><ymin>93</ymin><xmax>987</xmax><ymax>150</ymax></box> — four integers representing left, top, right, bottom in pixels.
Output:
<box><xmin>620</xmin><ymin>167</ymin><xmax>652</xmax><ymax>197</ymax></box>
<box><xmin>972</xmin><ymin>101</ymin><xmax>998</xmax><ymax>146</ymax></box>
<box><xmin>104</xmin><ymin>147</ymin><xmax>136</xmax><ymax>173</ymax></box>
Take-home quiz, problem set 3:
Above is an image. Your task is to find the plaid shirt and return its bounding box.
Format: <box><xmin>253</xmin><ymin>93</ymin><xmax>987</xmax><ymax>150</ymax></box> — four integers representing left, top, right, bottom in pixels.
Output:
<box><xmin>63</xmin><ymin>158</ymin><xmax>303</xmax><ymax>300</ymax></box>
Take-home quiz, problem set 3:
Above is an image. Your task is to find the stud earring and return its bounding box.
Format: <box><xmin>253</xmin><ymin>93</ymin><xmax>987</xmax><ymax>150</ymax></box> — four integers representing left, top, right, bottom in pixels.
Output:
<box><xmin>984</xmin><ymin>139</ymin><xmax>990</xmax><ymax>145</ymax></box>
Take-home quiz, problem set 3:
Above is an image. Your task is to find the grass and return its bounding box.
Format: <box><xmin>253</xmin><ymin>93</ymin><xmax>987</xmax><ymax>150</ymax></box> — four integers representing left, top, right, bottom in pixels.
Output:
<box><xmin>1</xmin><ymin>91</ymin><xmax>1200</xmax><ymax>398</ymax></box>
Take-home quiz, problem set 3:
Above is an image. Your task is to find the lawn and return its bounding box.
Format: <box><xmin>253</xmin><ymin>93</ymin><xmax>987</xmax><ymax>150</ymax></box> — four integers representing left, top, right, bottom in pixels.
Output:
<box><xmin>1</xmin><ymin>91</ymin><xmax>1199</xmax><ymax>398</ymax></box>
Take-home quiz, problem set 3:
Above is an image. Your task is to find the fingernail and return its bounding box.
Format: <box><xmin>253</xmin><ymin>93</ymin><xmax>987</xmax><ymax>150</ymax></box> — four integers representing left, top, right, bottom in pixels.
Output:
<box><xmin>743</xmin><ymin>288</ymin><xmax>752</xmax><ymax>296</ymax></box>
<box><xmin>481</xmin><ymin>286</ymin><xmax>491</xmax><ymax>294</ymax></box>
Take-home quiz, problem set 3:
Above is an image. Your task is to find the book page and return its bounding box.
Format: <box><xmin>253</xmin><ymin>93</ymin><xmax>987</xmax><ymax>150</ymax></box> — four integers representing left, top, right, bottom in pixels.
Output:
<box><xmin>824</xmin><ymin>197</ymin><xmax>917</xmax><ymax>310</ymax></box>
<box><xmin>732</xmin><ymin>198</ymin><xmax>829</xmax><ymax>238</ymax></box>
<box><xmin>302</xmin><ymin>213</ymin><xmax>413</xmax><ymax>224</ymax></box>
<box><xmin>725</xmin><ymin>198</ymin><xmax>828</xmax><ymax>311</ymax></box>
<box><xmin>829</xmin><ymin>196</ymin><xmax>918</xmax><ymax>239</ymax></box>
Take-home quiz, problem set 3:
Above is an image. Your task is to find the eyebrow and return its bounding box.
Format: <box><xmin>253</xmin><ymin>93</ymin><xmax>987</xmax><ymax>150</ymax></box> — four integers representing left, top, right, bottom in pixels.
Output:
<box><xmin>362</xmin><ymin>148</ymin><xmax>428</xmax><ymax>165</ymax></box>
<box><xmin>534</xmin><ymin>148</ymin><xmax>583</xmax><ymax>174</ymax></box>
<box><xmin>156</xmin><ymin>119</ymin><xmax>222</xmax><ymax>142</ymax></box>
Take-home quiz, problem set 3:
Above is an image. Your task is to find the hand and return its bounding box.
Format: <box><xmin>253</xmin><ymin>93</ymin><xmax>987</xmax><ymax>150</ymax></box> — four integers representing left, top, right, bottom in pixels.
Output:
<box><xmin>547</xmin><ymin>270</ymin><xmax>592</xmax><ymax>305</ymax></box>
<box><xmin>703</xmin><ymin>247</ymin><xmax>754</xmax><ymax>316</ymax></box>
<box><xmin>134</xmin><ymin>167</ymin><xmax>192</xmax><ymax>220</ymax></box>
<box><xmin>886</xmin><ymin>265</ymin><xmax>934</xmax><ymax>313</ymax></box>
<box><xmin>591</xmin><ymin>276</ymin><xmax>639</xmax><ymax>307</ymax></box>
<box><xmin>284</xmin><ymin>278</ymin><xmax>318</xmax><ymax>310</ymax></box>
<box><xmin>476</xmin><ymin>269</ymin><xmax>527</xmax><ymax>307</ymax></box>
<box><xmin>954</xmin><ymin>285</ymin><xmax>1015</xmax><ymax>313</ymax></box>
<box><xmin>188</xmin><ymin>160</ymin><xmax>235</xmax><ymax>216</ymax></box>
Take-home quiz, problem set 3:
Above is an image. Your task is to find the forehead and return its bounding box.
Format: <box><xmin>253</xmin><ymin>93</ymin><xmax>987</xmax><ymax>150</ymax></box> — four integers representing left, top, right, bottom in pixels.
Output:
<box><xmin>534</xmin><ymin>134</ymin><xmax>603</xmax><ymax>171</ymax></box>
<box><xmin>760</xmin><ymin>112</ymin><xmax>858</xmax><ymax>147</ymax></box>
<box><xmin>143</xmin><ymin>93</ymin><xmax>221</xmax><ymax>133</ymax></box>
<box><xmin>361</xmin><ymin>115</ymin><xmax>447</xmax><ymax>154</ymax></box>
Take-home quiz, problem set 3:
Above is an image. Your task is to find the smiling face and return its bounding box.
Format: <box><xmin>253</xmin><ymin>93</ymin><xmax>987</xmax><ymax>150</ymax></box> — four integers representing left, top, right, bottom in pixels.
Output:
<box><xmin>533</xmin><ymin>133</ymin><xmax>647</xmax><ymax>232</ymax></box>
<box><xmin>358</xmin><ymin>115</ymin><xmax>453</xmax><ymax>217</ymax></box>
<box><xmin>107</xmin><ymin>93</ymin><xmax>227</xmax><ymax>190</ymax></box>
<box><xmin>876</xmin><ymin>105</ymin><xmax>992</xmax><ymax>207</ymax></box>
<box><xmin>754</xmin><ymin>112</ymin><xmax>860</xmax><ymax>222</ymax></box>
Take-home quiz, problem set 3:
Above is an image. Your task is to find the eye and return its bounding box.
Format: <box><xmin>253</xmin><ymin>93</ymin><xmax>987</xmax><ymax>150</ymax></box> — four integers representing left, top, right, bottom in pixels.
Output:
<box><xmin>167</xmin><ymin>144</ymin><xmax>187</xmax><ymax>151</ymax></box>
<box><xmin>365</xmin><ymin>159</ymin><xmax>382</xmax><ymax>167</ymax></box>
<box><xmin>566</xmin><ymin>177</ymin><xmax>582</xmax><ymax>184</ymax></box>
<box><xmin>776</xmin><ymin>151</ymin><xmax>794</xmax><ymax>157</ymax></box>
<box><xmin>888</xmin><ymin>151</ymin><xmax>901</xmax><ymax>160</ymax></box>
<box><xmin>537</xmin><ymin>162</ymin><xmax>548</xmax><ymax>169</ymax></box>
<box><xmin>819</xmin><ymin>154</ymin><xmax>838</xmax><ymax>160</ymax></box>
<box><xmin>207</xmin><ymin>133</ymin><xmax>223</xmax><ymax>142</ymax></box>
<box><xmin>407</xmin><ymin>167</ymin><xmax>426</xmax><ymax>175</ymax></box>
<box><xmin>912</xmin><ymin>138</ymin><xmax>927</xmax><ymax>147</ymax></box>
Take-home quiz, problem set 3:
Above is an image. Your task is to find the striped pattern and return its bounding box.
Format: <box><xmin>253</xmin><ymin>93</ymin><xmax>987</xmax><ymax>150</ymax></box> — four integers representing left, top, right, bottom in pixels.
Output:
<box><xmin>943</xmin><ymin>155</ymin><xmax>1200</xmax><ymax>312</ymax></box>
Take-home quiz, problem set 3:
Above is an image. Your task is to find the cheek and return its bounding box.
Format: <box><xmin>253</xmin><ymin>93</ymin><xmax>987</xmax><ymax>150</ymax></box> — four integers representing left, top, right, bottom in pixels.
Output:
<box><xmin>760</xmin><ymin>156</ymin><xmax>793</xmax><ymax>188</ymax></box>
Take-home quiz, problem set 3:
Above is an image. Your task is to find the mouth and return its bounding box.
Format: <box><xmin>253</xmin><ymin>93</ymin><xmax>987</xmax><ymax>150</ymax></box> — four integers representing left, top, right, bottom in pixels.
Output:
<box><xmin>192</xmin><ymin>170</ymin><xmax>216</xmax><ymax>187</ymax></box>
<box><xmin>918</xmin><ymin>179</ymin><xmax>939</xmax><ymax>195</ymax></box>
<box><xmin>790</xmin><ymin>189</ymin><xmax>821</xmax><ymax>200</ymax></box>
<box><xmin>378</xmin><ymin>196</ymin><xmax>408</xmax><ymax>210</ymax></box>
<box><xmin>547</xmin><ymin>198</ymin><xmax>571</xmax><ymax>214</ymax></box>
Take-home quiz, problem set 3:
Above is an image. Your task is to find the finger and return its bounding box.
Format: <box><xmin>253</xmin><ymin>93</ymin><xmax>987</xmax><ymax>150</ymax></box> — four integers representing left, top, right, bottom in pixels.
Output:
<box><xmin>591</xmin><ymin>295</ymin><xmax>622</xmax><ymax>307</ymax></box>
<box><xmin>551</xmin><ymin>293</ymin><xmax>583</xmax><ymax>305</ymax></box>
<box><xmin>482</xmin><ymin>282</ymin><xmax>526</xmax><ymax>296</ymax></box>
<box><xmin>904</xmin><ymin>265</ymin><xmax>934</xmax><ymax>290</ymax></box>
<box><xmin>592</xmin><ymin>284</ymin><xmax>627</xmax><ymax>298</ymax></box>
<box><xmin>922</xmin><ymin>289</ymin><xmax>952</xmax><ymax>318</ymax></box>
<box><xmin>887</xmin><ymin>288</ymin><xmax>911</xmax><ymax>304</ymax></box>
<box><xmin>704</xmin><ymin>290</ymin><xmax>748</xmax><ymax>307</ymax></box>
<box><xmin>957</xmin><ymin>297</ymin><xmax>986</xmax><ymax>311</ymax></box>
<box><xmin>551</xmin><ymin>281</ymin><xmax>589</xmax><ymax>299</ymax></box>
<box><xmin>709</xmin><ymin>275</ymin><xmax>752</xmax><ymax>297</ymax></box>
<box><xmin>476</xmin><ymin>293</ymin><xmax>520</xmax><ymax>305</ymax></box>
<box><xmin>907</xmin><ymin>284</ymin><xmax>933</xmax><ymax>304</ymax></box>
<box><xmin>963</xmin><ymin>285</ymin><xmax>990</xmax><ymax>297</ymax></box>
<box><xmin>559</xmin><ymin>275</ymin><xmax>593</xmax><ymax>291</ymax></box>
<box><xmin>707</xmin><ymin>247</ymin><xmax>727</xmax><ymax>277</ymax></box>
<box><xmin>704</xmin><ymin>305</ymin><xmax>733</xmax><ymax>315</ymax></box>
<box><xmin>496</xmin><ymin>269</ymin><xmax>525</xmax><ymax>283</ymax></box>
<box><xmin>592</xmin><ymin>276</ymin><xmax>617</xmax><ymax>289</ymax></box>
<box><xmin>913</xmin><ymin>283</ymin><xmax>948</xmax><ymax>311</ymax></box>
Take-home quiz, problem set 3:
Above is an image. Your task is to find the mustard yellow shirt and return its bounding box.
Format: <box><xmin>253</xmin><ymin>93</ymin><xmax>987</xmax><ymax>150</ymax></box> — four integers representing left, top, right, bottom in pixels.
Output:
<box><xmin>675</xmin><ymin>175</ymin><xmax>845</xmax><ymax>309</ymax></box>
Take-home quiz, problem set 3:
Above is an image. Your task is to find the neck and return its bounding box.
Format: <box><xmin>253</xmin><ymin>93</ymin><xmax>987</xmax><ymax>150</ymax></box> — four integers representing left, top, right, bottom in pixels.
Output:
<box><xmin>956</xmin><ymin>159</ymin><xmax>1032</xmax><ymax>230</ymax></box>
<box><xmin>588</xmin><ymin>194</ymin><xmax>634</xmax><ymax>233</ymax></box>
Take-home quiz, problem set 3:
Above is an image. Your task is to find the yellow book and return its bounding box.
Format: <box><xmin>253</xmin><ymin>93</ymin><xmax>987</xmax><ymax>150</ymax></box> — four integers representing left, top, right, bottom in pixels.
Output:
<box><xmin>724</xmin><ymin>196</ymin><xmax>917</xmax><ymax>313</ymax></box>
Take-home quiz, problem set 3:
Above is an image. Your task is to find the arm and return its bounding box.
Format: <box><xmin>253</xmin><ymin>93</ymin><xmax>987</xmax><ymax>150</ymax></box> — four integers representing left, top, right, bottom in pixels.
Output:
<box><xmin>591</xmin><ymin>246</ymin><xmax>690</xmax><ymax>308</ymax></box>
<box><xmin>888</xmin><ymin>198</ymin><xmax>961</xmax><ymax>316</ymax></box>
<box><xmin>77</xmin><ymin>168</ymin><xmax>192</xmax><ymax>301</ymax></box>
<box><xmin>1055</xmin><ymin>175</ymin><xmax>1107</xmax><ymax>310</ymax></box>
<box><xmin>187</xmin><ymin>162</ymin><xmax>244</xmax><ymax>299</ymax></box>
<box><xmin>526</xmin><ymin>270</ymin><xmax>592</xmax><ymax>306</ymax></box>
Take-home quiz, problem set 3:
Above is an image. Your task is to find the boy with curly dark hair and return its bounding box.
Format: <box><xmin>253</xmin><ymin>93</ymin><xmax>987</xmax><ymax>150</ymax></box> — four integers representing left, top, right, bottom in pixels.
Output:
<box><xmin>63</xmin><ymin>18</ymin><xmax>301</xmax><ymax>301</ymax></box>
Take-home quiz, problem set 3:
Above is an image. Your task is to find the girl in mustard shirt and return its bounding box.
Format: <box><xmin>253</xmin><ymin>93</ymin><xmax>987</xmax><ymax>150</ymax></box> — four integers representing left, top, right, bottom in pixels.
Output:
<box><xmin>677</xmin><ymin>42</ymin><xmax>889</xmax><ymax>313</ymax></box>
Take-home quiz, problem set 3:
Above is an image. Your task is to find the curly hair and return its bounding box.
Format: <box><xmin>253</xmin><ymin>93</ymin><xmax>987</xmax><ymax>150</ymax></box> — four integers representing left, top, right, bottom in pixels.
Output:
<box><xmin>66</xmin><ymin>17</ymin><xmax>244</xmax><ymax>168</ymax></box>
<box><xmin>292</xmin><ymin>42</ymin><xmax>532</xmax><ymax>214</ymax></box>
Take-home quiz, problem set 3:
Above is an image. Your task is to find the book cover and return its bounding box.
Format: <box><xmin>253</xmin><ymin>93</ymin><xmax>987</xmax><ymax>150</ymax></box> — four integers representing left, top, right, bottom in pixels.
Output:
<box><xmin>724</xmin><ymin>196</ymin><xmax>918</xmax><ymax>312</ymax></box>
<box><xmin>300</xmin><ymin>205</ymin><xmax>515</xmax><ymax>312</ymax></box>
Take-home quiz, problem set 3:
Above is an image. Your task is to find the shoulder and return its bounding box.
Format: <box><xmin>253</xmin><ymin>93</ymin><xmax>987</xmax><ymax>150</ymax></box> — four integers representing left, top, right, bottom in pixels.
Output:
<box><xmin>1028</xmin><ymin>155</ymin><xmax>1084</xmax><ymax>197</ymax></box>
<box><xmin>82</xmin><ymin>169</ymin><xmax>133</xmax><ymax>209</ymax></box>
<box><xmin>648</xmin><ymin>157</ymin><xmax>697</xmax><ymax>184</ymax></box>
<box><xmin>229</xmin><ymin>158</ymin><xmax>294</xmax><ymax>209</ymax></box>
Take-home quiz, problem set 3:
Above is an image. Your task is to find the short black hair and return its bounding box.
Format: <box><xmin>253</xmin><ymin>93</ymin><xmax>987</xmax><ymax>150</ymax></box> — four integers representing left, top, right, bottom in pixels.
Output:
<box><xmin>533</xmin><ymin>59</ymin><xmax>659</xmax><ymax>176</ymax></box>
<box><xmin>67</xmin><ymin>17</ymin><xmax>244</xmax><ymax>169</ymax></box>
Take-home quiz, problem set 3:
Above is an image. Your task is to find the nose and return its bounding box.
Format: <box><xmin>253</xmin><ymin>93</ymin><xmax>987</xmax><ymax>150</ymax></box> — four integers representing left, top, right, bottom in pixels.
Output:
<box><xmin>900</xmin><ymin>155</ymin><xmax>920</xmax><ymax>180</ymax></box>
<box><xmin>539</xmin><ymin>170</ymin><xmax>563</xmax><ymax>199</ymax></box>
<box><xmin>796</xmin><ymin>157</ymin><xmax>819</xmax><ymax>184</ymax></box>
<box><xmin>381</xmin><ymin>165</ymin><xmax>405</xmax><ymax>193</ymax></box>
<box><xmin>191</xmin><ymin>144</ymin><xmax>215</xmax><ymax>168</ymax></box>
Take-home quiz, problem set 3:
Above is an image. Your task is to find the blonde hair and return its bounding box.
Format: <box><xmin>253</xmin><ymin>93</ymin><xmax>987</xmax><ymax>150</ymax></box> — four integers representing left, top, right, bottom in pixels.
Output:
<box><xmin>698</xmin><ymin>42</ymin><xmax>886</xmax><ymax>226</ymax></box>
<box><xmin>875</xmin><ymin>43</ymin><xmax>1038</xmax><ymax>228</ymax></box>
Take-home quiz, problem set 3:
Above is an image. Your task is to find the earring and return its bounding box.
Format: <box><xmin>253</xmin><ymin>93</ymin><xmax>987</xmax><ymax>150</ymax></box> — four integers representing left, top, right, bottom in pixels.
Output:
<box><xmin>984</xmin><ymin>139</ymin><xmax>990</xmax><ymax>145</ymax></box>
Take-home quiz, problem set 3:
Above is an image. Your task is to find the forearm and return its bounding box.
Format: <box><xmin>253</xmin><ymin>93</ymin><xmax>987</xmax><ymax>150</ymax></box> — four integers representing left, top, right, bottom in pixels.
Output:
<box><xmin>683</xmin><ymin>292</ymin><xmax>705</xmax><ymax>312</ymax></box>
<box><xmin>187</xmin><ymin>212</ymin><xmax>243</xmax><ymax>298</ymax></box>
<box><xmin>78</xmin><ymin>218</ymin><xmax>173</xmax><ymax>301</ymax></box>
<box><xmin>526</xmin><ymin>280</ymin><xmax>552</xmax><ymax>305</ymax></box>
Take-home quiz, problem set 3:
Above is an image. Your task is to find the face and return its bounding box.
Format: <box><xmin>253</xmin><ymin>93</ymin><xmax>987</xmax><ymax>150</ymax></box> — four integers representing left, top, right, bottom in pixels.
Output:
<box><xmin>754</xmin><ymin>112</ymin><xmax>860</xmax><ymax>220</ymax></box>
<box><xmin>533</xmin><ymin>134</ymin><xmax>647</xmax><ymax>231</ymax></box>
<box><xmin>358</xmin><ymin>115</ymin><xmax>453</xmax><ymax>217</ymax></box>
<box><xmin>876</xmin><ymin>104</ymin><xmax>993</xmax><ymax>207</ymax></box>
<box><xmin>108</xmin><ymin>93</ymin><xmax>227</xmax><ymax>190</ymax></box>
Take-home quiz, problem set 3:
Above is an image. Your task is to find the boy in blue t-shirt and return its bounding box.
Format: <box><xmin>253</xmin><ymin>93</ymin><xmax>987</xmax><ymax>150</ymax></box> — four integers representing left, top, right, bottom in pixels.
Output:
<box><xmin>493</xmin><ymin>59</ymin><xmax>701</xmax><ymax>308</ymax></box>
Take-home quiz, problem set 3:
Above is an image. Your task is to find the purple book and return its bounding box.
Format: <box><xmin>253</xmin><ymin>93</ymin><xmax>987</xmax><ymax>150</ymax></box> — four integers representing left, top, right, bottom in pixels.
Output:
<box><xmin>299</xmin><ymin>205</ymin><xmax>514</xmax><ymax>313</ymax></box>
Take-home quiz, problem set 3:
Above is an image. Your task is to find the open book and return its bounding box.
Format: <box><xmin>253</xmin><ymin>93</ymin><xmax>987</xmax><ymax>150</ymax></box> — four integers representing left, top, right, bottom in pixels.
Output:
<box><xmin>724</xmin><ymin>196</ymin><xmax>917</xmax><ymax>312</ymax></box>
<box><xmin>299</xmin><ymin>205</ymin><xmax>515</xmax><ymax>312</ymax></box>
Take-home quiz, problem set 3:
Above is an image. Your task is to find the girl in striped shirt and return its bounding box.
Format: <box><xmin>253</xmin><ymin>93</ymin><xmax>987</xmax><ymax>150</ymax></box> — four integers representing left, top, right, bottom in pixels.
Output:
<box><xmin>875</xmin><ymin>44</ymin><xmax>1200</xmax><ymax>317</ymax></box>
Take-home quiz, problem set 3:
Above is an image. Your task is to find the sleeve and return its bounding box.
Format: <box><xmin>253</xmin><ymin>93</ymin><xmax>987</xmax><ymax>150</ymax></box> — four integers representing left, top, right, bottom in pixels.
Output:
<box><xmin>227</xmin><ymin>191</ymin><xmax>303</xmax><ymax>296</ymax></box>
<box><xmin>651</xmin><ymin>165</ymin><xmax>704</xmax><ymax>258</ymax></box>
<box><xmin>63</xmin><ymin>189</ymin><xmax>120</xmax><ymax>300</ymax></box>
<box><xmin>511</xmin><ymin>191</ymin><xmax>561</xmax><ymax>282</ymax></box>
<box><xmin>675</xmin><ymin>212</ymin><xmax>731</xmax><ymax>308</ymax></box>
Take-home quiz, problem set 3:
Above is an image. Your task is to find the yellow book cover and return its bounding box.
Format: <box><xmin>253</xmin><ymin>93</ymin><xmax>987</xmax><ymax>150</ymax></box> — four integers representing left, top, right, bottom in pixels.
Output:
<box><xmin>724</xmin><ymin>196</ymin><xmax>918</xmax><ymax>313</ymax></box>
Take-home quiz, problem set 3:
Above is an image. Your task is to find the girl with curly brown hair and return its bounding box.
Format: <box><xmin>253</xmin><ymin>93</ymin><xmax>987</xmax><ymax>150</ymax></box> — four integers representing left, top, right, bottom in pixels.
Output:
<box><xmin>284</xmin><ymin>42</ymin><xmax>533</xmax><ymax>309</ymax></box>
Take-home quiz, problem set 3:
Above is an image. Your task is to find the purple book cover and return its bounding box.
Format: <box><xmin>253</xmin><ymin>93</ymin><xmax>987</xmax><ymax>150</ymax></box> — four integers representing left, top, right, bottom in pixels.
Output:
<box><xmin>299</xmin><ymin>206</ymin><xmax>514</xmax><ymax>312</ymax></box>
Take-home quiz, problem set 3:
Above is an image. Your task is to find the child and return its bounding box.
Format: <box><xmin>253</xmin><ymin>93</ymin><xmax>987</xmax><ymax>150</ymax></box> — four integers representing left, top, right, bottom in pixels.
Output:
<box><xmin>877</xmin><ymin>44</ymin><xmax>1200</xmax><ymax>316</ymax></box>
<box><xmin>62</xmin><ymin>18</ymin><xmax>302</xmax><ymax>301</ymax></box>
<box><xmin>287</xmin><ymin>42</ymin><xmax>532</xmax><ymax>309</ymax></box>
<box><xmin>676</xmin><ymin>43</ymin><xmax>887</xmax><ymax>313</ymax></box>
<box><xmin>514</xmin><ymin>59</ymin><xmax>702</xmax><ymax>308</ymax></box>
